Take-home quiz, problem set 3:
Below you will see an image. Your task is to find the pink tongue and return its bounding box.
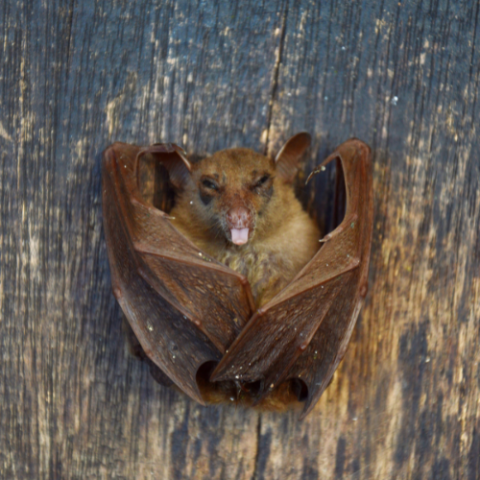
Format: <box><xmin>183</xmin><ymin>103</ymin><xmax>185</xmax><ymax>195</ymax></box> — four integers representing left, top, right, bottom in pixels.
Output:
<box><xmin>231</xmin><ymin>228</ymin><xmax>249</xmax><ymax>245</ymax></box>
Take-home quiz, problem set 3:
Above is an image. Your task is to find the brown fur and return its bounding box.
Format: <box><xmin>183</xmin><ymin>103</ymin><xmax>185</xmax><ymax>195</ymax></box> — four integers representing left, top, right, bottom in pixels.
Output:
<box><xmin>169</xmin><ymin>146</ymin><xmax>320</xmax><ymax>307</ymax></box>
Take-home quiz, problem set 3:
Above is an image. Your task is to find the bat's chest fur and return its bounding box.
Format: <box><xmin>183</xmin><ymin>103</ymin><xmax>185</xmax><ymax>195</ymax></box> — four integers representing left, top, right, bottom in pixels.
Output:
<box><xmin>218</xmin><ymin>245</ymin><xmax>298</xmax><ymax>307</ymax></box>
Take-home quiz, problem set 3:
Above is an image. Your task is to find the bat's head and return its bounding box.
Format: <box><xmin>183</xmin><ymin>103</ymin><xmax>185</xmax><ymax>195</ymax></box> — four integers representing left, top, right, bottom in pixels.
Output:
<box><xmin>169</xmin><ymin>133</ymin><xmax>311</xmax><ymax>246</ymax></box>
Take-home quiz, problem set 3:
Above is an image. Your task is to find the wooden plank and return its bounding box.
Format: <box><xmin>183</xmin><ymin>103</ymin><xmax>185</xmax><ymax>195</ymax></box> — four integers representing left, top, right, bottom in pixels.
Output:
<box><xmin>0</xmin><ymin>0</ymin><xmax>479</xmax><ymax>479</ymax></box>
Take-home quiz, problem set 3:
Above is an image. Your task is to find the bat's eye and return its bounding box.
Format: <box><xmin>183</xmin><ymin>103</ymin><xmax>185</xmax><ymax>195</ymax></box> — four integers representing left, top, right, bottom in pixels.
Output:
<box><xmin>201</xmin><ymin>179</ymin><xmax>218</xmax><ymax>191</ymax></box>
<box><xmin>253</xmin><ymin>174</ymin><xmax>271</xmax><ymax>189</ymax></box>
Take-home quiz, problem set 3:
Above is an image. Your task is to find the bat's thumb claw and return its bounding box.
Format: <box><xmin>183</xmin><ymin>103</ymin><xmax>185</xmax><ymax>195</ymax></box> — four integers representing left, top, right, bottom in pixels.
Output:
<box><xmin>319</xmin><ymin>233</ymin><xmax>332</xmax><ymax>243</ymax></box>
<box><xmin>305</xmin><ymin>165</ymin><xmax>327</xmax><ymax>185</ymax></box>
<box><xmin>305</xmin><ymin>171</ymin><xmax>316</xmax><ymax>185</ymax></box>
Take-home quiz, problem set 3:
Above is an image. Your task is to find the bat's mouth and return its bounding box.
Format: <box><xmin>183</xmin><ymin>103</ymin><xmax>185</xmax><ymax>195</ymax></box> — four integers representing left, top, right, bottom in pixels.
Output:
<box><xmin>230</xmin><ymin>227</ymin><xmax>250</xmax><ymax>245</ymax></box>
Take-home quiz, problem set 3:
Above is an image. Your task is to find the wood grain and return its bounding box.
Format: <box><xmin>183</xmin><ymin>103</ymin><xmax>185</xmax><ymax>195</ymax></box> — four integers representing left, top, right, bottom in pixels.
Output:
<box><xmin>1</xmin><ymin>0</ymin><xmax>479</xmax><ymax>479</ymax></box>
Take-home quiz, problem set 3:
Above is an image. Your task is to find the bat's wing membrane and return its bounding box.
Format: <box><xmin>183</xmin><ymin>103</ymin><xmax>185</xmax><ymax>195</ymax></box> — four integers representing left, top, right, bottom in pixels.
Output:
<box><xmin>102</xmin><ymin>143</ymin><xmax>254</xmax><ymax>403</ymax></box>
<box><xmin>211</xmin><ymin>139</ymin><xmax>373</xmax><ymax>416</ymax></box>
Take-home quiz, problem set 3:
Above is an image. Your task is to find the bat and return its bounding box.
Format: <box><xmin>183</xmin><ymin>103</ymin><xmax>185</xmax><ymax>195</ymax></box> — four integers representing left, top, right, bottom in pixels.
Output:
<box><xmin>102</xmin><ymin>135</ymin><xmax>373</xmax><ymax>417</ymax></box>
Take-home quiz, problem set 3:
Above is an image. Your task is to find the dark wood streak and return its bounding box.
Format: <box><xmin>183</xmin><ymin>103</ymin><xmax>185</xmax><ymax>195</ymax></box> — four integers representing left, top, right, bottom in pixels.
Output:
<box><xmin>1</xmin><ymin>0</ymin><xmax>479</xmax><ymax>479</ymax></box>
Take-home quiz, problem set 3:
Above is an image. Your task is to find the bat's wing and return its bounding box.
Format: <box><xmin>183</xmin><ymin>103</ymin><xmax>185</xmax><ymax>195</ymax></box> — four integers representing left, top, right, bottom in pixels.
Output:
<box><xmin>211</xmin><ymin>139</ymin><xmax>373</xmax><ymax>417</ymax></box>
<box><xmin>102</xmin><ymin>142</ymin><xmax>254</xmax><ymax>403</ymax></box>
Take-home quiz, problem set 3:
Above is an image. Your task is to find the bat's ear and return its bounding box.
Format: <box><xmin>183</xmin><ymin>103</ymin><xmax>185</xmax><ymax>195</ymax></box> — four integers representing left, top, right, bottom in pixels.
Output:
<box><xmin>135</xmin><ymin>143</ymin><xmax>192</xmax><ymax>190</ymax></box>
<box><xmin>274</xmin><ymin>132</ymin><xmax>311</xmax><ymax>183</ymax></box>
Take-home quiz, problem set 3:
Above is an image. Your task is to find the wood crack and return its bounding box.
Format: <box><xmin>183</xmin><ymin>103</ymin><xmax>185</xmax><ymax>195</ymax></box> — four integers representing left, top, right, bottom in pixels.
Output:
<box><xmin>251</xmin><ymin>413</ymin><xmax>262</xmax><ymax>480</ymax></box>
<box><xmin>264</xmin><ymin>0</ymin><xmax>289</xmax><ymax>156</ymax></box>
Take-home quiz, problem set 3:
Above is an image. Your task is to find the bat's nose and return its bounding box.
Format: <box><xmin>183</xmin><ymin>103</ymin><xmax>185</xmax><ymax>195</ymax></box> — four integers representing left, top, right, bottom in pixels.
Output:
<box><xmin>226</xmin><ymin>206</ymin><xmax>251</xmax><ymax>229</ymax></box>
<box><xmin>226</xmin><ymin>206</ymin><xmax>252</xmax><ymax>245</ymax></box>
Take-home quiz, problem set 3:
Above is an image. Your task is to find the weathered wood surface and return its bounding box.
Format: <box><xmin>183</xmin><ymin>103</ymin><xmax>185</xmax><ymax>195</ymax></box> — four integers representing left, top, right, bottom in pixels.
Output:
<box><xmin>1</xmin><ymin>0</ymin><xmax>479</xmax><ymax>478</ymax></box>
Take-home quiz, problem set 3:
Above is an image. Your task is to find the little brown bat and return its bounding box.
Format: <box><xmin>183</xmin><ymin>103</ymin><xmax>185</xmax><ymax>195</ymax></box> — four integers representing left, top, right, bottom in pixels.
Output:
<box><xmin>102</xmin><ymin>135</ymin><xmax>373</xmax><ymax>417</ymax></box>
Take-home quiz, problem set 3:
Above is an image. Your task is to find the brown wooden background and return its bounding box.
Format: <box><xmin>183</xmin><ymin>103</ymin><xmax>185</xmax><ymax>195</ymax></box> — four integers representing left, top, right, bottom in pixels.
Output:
<box><xmin>1</xmin><ymin>0</ymin><xmax>479</xmax><ymax>479</ymax></box>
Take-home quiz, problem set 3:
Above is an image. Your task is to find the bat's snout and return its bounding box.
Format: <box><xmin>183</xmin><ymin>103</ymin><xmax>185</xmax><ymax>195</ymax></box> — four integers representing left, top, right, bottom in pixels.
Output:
<box><xmin>226</xmin><ymin>206</ymin><xmax>252</xmax><ymax>245</ymax></box>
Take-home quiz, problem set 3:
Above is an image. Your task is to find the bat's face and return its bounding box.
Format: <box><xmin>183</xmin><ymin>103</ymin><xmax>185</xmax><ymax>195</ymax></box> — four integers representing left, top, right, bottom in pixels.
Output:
<box><xmin>186</xmin><ymin>148</ymin><xmax>279</xmax><ymax>246</ymax></box>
